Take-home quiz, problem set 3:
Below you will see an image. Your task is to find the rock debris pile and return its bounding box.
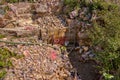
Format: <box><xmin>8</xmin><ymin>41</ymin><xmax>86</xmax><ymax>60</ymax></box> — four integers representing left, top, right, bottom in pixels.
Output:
<box><xmin>0</xmin><ymin>1</ymin><xmax>76</xmax><ymax>80</ymax></box>
<box><xmin>0</xmin><ymin>0</ymin><xmax>99</xmax><ymax>80</ymax></box>
<box><xmin>4</xmin><ymin>44</ymin><xmax>73</xmax><ymax>80</ymax></box>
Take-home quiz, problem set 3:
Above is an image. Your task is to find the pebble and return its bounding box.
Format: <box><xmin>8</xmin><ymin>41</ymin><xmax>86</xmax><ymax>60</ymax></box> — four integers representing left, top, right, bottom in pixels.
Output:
<box><xmin>65</xmin><ymin>41</ymin><xmax>69</xmax><ymax>46</ymax></box>
<box><xmin>82</xmin><ymin>46</ymin><xmax>89</xmax><ymax>52</ymax></box>
<box><xmin>88</xmin><ymin>53</ymin><xmax>96</xmax><ymax>59</ymax></box>
<box><xmin>69</xmin><ymin>10</ymin><xmax>78</xmax><ymax>19</ymax></box>
<box><xmin>79</xmin><ymin>48</ymin><xmax>83</xmax><ymax>54</ymax></box>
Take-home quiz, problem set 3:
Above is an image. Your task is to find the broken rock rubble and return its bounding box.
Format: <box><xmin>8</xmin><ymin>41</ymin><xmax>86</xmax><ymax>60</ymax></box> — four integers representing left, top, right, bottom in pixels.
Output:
<box><xmin>4</xmin><ymin>44</ymin><xmax>73</xmax><ymax>80</ymax></box>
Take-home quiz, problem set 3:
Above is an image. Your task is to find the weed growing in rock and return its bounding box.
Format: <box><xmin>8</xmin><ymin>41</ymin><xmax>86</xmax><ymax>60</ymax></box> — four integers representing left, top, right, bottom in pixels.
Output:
<box><xmin>0</xmin><ymin>48</ymin><xmax>23</xmax><ymax>79</ymax></box>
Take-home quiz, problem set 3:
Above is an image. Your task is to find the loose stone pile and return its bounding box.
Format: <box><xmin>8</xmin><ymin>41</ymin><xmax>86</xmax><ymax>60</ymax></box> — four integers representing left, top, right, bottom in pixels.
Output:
<box><xmin>0</xmin><ymin>1</ymin><xmax>76</xmax><ymax>80</ymax></box>
<box><xmin>3</xmin><ymin>44</ymin><xmax>73</xmax><ymax>80</ymax></box>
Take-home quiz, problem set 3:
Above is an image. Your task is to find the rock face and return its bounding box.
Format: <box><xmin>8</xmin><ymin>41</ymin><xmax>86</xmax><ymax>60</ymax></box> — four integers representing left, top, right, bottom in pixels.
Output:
<box><xmin>35</xmin><ymin>3</ymin><xmax>48</xmax><ymax>13</ymax></box>
<box><xmin>0</xmin><ymin>0</ymin><xmax>69</xmax><ymax>44</ymax></box>
<box><xmin>37</xmin><ymin>0</ymin><xmax>63</xmax><ymax>13</ymax></box>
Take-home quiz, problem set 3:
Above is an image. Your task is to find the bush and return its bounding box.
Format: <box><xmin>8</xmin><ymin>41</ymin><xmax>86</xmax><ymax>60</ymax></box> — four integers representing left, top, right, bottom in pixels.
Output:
<box><xmin>88</xmin><ymin>2</ymin><xmax>120</xmax><ymax>80</ymax></box>
<box><xmin>63</xmin><ymin>0</ymin><xmax>80</xmax><ymax>14</ymax></box>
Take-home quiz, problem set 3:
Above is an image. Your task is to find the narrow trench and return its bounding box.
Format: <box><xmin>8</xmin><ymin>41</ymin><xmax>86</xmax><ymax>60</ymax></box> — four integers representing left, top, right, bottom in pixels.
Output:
<box><xmin>66</xmin><ymin>43</ymin><xmax>100</xmax><ymax>80</ymax></box>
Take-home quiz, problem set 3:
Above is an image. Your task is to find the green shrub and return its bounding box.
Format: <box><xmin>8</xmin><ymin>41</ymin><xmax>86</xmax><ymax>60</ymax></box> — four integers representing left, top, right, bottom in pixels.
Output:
<box><xmin>88</xmin><ymin>2</ymin><xmax>120</xmax><ymax>80</ymax></box>
<box><xmin>88</xmin><ymin>1</ymin><xmax>110</xmax><ymax>11</ymax></box>
<box><xmin>63</xmin><ymin>0</ymin><xmax>80</xmax><ymax>14</ymax></box>
<box><xmin>64</xmin><ymin>0</ymin><xmax>79</xmax><ymax>7</ymax></box>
